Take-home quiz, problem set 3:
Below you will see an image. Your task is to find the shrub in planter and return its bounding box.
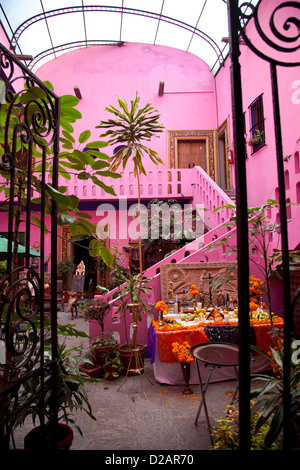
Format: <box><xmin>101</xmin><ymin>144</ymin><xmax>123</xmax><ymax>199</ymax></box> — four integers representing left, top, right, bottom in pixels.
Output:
<box><xmin>103</xmin><ymin>345</ymin><xmax>124</xmax><ymax>380</ymax></box>
<box><xmin>15</xmin><ymin>343</ymin><xmax>97</xmax><ymax>449</ymax></box>
<box><xmin>91</xmin><ymin>332</ymin><xmax>119</xmax><ymax>367</ymax></box>
<box><xmin>211</xmin><ymin>403</ymin><xmax>279</xmax><ymax>450</ymax></box>
<box><xmin>83</xmin><ymin>297</ymin><xmax>110</xmax><ymax>335</ymax></box>
<box><xmin>24</xmin><ymin>422</ymin><xmax>74</xmax><ymax>450</ymax></box>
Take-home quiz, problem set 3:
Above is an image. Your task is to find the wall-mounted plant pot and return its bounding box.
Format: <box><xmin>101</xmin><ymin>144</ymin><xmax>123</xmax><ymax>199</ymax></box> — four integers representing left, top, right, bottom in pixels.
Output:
<box><xmin>118</xmin><ymin>343</ymin><xmax>146</xmax><ymax>376</ymax></box>
<box><xmin>24</xmin><ymin>423</ymin><xmax>73</xmax><ymax>450</ymax></box>
<box><xmin>79</xmin><ymin>362</ymin><xmax>102</xmax><ymax>378</ymax></box>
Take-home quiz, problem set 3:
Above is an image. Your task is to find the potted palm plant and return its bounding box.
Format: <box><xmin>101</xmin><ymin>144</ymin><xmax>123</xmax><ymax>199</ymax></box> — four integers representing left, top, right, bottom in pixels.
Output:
<box><xmin>113</xmin><ymin>270</ymin><xmax>154</xmax><ymax>375</ymax></box>
<box><xmin>97</xmin><ymin>93</ymin><xmax>163</xmax><ymax>375</ymax></box>
<box><xmin>96</xmin><ymin>92</ymin><xmax>164</xmax><ymax>278</ymax></box>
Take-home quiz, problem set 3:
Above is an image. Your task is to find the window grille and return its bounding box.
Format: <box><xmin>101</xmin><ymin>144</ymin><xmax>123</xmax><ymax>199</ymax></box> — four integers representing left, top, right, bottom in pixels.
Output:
<box><xmin>249</xmin><ymin>94</ymin><xmax>265</xmax><ymax>154</ymax></box>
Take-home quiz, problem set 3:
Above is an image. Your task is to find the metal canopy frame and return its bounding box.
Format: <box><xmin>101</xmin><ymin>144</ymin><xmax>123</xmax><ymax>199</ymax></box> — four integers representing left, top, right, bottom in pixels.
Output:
<box><xmin>0</xmin><ymin>0</ymin><xmax>258</xmax><ymax>73</ymax></box>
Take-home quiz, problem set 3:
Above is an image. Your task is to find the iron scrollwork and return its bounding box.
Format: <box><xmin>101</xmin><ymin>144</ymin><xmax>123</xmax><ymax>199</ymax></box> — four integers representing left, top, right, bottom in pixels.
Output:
<box><xmin>238</xmin><ymin>1</ymin><xmax>300</xmax><ymax>66</ymax></box>
<box><xmin>0</xmin><ymin>43</ymin><xmax>59</xmax><ymax>449</ymax></box>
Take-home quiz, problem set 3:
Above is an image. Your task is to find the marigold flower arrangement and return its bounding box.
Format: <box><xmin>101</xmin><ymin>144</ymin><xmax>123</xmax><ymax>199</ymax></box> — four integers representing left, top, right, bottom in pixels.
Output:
<box><xmin>190</xmin><ymin>284</ymin><xmax>199</xmax><ymax>296</ymax></box>
<box><xmin>249</xmin><ymin>275</ymin><xmax>266</xmax><ymax>312</ymax></box>
<box><xmin>171</xmin><ymin>341</ymin><xmax>194</xmax><ymax>363</ymax></box>
<box><xmin>249</xmin><ymin>275</ymin><xmax>264</xmax><ymax>298</ymax></box>
<box><xmin>155</xmin><ymin>300</ymin><xmax>168</xmax><ymax>315</ymax></box>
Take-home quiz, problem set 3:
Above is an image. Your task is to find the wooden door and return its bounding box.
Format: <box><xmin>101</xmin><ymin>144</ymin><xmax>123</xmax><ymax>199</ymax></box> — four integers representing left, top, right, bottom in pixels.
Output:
<box><xmin>178</xmin><ymin>139</ymin><xmax>206</xmax><ymax>170</ymax></box>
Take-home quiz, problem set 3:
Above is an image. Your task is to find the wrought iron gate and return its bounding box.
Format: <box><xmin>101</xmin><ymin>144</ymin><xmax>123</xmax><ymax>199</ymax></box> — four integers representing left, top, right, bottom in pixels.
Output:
<box><xmin>228</xmin><ymin>0</ymin><xmax>300</xmax><ymax>450</ymax></box>
<box><xmin>0</xmin><ymin>44</ymin><xmax>59</xmax><ymax>449</ymax></box>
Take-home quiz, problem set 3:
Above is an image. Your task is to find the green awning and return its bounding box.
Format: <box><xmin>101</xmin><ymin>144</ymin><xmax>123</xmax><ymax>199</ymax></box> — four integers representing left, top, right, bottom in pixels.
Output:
<box><xmin>0</xmin><ymin>236</ymin><xmax>41</xmax><ymax>257</ymax></box>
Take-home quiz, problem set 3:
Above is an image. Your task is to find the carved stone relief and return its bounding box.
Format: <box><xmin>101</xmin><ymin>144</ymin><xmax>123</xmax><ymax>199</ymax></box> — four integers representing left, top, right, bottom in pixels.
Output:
<box><xmin>160</xmin><ymin>262</ymin><xmax>237</xmax><ymax>307</ymax></box>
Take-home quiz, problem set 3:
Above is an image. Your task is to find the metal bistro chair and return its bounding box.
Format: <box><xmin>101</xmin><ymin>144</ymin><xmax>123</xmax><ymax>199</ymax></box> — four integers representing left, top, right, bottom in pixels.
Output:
<box><xmin>191</xmin><ymin>342</ymin><xmax>240</xmax><ymax>444</ymax></box>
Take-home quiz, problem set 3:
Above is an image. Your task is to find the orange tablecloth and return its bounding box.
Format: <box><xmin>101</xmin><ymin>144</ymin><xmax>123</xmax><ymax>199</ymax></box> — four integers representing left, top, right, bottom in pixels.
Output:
<box><xmin>253</xmin><ymin>320</ymin><xmax>284</xmax><ymax>353</ymax></box>
<box><xmin>152</xmin><ymin>319</ymin><xmax>284</xmax><ymax>363</ymax></box>
<box><xmin>155</xmin><ymin>325</ymin><xmax>210</xmax><ymax>363</ymax></box>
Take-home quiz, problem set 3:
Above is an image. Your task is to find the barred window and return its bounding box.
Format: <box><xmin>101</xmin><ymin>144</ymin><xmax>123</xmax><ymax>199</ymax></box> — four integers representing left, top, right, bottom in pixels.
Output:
<box><xmin>249</xmin><ymin>94</ymin><xmax>265</xmax><ymax>154</ymax></box>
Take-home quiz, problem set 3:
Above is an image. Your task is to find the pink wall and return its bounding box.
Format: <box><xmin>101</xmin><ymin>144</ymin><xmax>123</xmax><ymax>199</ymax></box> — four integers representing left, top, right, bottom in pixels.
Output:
<box><xmin>215</xmin><ymin>8</ymin><xmax>300</xmax><ymax>213</ymax></box>
<box><xmin>36</xmin><ymin>43</ymin><xmax>217</xmax><ymax>167</ymax></box>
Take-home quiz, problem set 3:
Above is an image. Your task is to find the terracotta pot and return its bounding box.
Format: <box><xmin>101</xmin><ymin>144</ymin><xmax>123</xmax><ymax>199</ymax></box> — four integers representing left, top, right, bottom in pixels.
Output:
<box><xmin>118</xmin><ymin>343</ymin><xmax>146</xmax><ymax>376</ymax></box>
<box><xmin>24</xmin><ymin>423</ymin><xmax>73</xmax><ymax>450</ymax></box>
<box><xmin>79</xmin><ymin>362</ymin><xmax>102</xmax><ymax>378</ymax></box>
<box><xmin>93</xmin><ymin>341</ymin><xmax>119</xmax><ymax>366</ymax></box>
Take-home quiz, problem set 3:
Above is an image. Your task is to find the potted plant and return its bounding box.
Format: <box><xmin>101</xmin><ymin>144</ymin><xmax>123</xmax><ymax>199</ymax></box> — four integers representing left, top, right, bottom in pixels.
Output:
<box><xmin>210</xmin><ymin>402</ymin><xmax>279</xmax><ymax>450</ymax></box>
<box><xmin>90</xmin><ymin>332</ymin><xmax>119</xmax><ymax>368</ymax></box>
<box><xmin>82</xmin><ymin>297</ymin><xmax>118</xmax><ymax>367</ymax></box>
<box><xmin>82</xmin><ymin>296</ymin><xmax>110</xmax><ymax>333</ymax></box>
<box><xmin>57</xmin><ymin>258</ymin><xmax>76</xmax><ymax>291</ymax></box>
<box><xmin>79</xmin><ymin>358</ymin><xmax>102</xmax><ymax>378</ymax></box>
<box><xmin>96</xmin><ymin>92</ymin><xmax>164</xmax><ymax>279</ymax></box>
<box><xmin>97</xmin><ymin>93</ymin><xmax>163</xmax><ymax>377</ymax></box>
<box><xmin>249</xmin><ymin>335</ymin><xmax>300</xmax><ymax>449</ymax></box>
<box><xmin>15</xmin><ymin>342</ymin><xmax>97</xmax><ymax>450</ymax></box>
<box><xmin>103</xmin><ymin>345</ymin><xmax>124</xmax><ymax>380</ymax></box>
<box><xmin>248</xmin><ymin>128</ymin><xmax>265</xmax><ymax>147</ymax></box>
<box><xmin>113</xmin><ymin>271</ymin><xmax>154</xmax><ymax>375</ymax></box>
<box><xmin>79</xmin><ymin>346</ymin><xmax>103</xmax><ymax>378</ymax></box>
<box><xmin>207</xmin><ymin>199</ymin><xmax>300</xmax><ymax>322</ymax></box>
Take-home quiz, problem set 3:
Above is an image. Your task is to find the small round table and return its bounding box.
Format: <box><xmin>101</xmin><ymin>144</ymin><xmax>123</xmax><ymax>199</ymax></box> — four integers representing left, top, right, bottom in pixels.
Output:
<box><xmin>191</xmin><ymin>342</ymin><xmax>240</xmax><ymax>444</ymax></box>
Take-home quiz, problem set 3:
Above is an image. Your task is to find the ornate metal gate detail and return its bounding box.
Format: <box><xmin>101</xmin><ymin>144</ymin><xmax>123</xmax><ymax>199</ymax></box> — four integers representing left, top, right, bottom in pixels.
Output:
<box><xmin>228</xmin><ymin>0</ymin><xmax>300</xmax><ymax>450</ymax></box>
<box><xmin>0</xmin><ymin>44</ymin><xmax>59</xmax><ymax>449</ymax></box>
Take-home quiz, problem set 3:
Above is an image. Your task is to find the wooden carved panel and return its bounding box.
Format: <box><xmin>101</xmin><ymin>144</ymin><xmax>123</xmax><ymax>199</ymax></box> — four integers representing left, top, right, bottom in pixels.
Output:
<box><xmin>160</xmin><ymin>262</ymin><xmax>237</xmax><ymax>306</ymax></box>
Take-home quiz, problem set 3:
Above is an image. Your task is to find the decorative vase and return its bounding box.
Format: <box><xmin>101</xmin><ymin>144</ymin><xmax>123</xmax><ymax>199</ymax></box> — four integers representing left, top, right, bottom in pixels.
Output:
<box><xmin>24</xmin><ymin>423</ymin><xmax>74</xmax><ymax>450</ymax></box>
<box><xmin>180</xmin><ymin>362</ymin><xmax>193</xmax><ymax>395</ymax></box>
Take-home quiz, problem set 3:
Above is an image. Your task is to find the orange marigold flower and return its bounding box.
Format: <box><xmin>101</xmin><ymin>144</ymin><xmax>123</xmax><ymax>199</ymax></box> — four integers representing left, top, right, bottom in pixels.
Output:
<box><xmin>171</xmin><ymin>341</ymin><xmax>194</xmax><ymax>363</ymax></box>
<box><xmin>155</xmin><ymin>301</ymin><xmax>168</xmax><ymax>312</ymax></box>
<box><xmin>190</xmin><ymin>285</ymin><xmax>199</xmax><ymax>296</ymax></box>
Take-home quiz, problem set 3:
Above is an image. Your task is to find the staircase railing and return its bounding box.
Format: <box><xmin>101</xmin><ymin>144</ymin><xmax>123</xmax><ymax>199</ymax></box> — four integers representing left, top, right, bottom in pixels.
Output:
<box><xmin>90</xmin><ymin>166</ymin><xmax>236</xmax><ymax>345</ymax></box>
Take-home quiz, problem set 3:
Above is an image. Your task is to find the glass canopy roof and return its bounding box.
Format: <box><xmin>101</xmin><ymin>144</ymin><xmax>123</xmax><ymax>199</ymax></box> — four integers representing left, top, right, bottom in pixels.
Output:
<box><xmin>0</xmin><ymin>0</ymin><xmax>259</xmax><ymax>74</ymax></box>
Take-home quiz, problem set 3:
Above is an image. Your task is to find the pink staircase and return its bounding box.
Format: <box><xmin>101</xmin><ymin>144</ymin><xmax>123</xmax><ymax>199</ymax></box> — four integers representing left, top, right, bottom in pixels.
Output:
<box><xmin>91</xmin><ymin>166</ymin><xmax>237</xmax><ymax>346</ymax></box>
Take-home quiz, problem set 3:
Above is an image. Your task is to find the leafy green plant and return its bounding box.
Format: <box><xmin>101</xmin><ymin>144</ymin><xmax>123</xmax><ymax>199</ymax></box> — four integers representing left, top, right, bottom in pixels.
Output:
<box><xmin>113</xmin><ymin>270</ymin><xmax>154</xmax><ymax>345</ymax></box>
<box><xmin>250</xmin><ymin>337</ymin><xmax>300</xmax><ymax>449</ymax></box>
<box><xmin>57</xmin><ymin>258</ymin><xmax>76</xmax><ymax>288</ymax></box>
<box><xmin>103</xmin><ymin>345</ymin><xmax>124</xmax><ymax>379</ymax></box>
<box><xmin>82</xmin><ymin>297</ymin><xmax>110</xmax><ymax>336</ymax></box>
<box><xmin>207</xmin><ymin>199</ymin><xmax>300</xmax><ymax>320</ymax></box>
<box><xmin>248</xmin><ymin>129</ymin><xmax>265</xmax><ymax>146</ymax></box>
<box><xmin>14</xmin><ymin>342</ymin><xmax>96</xmax><ymax>437</ymax></box>
<box><xmin>91</xmin><ymin>332</ymin><xmax>119</xmax><ymax>351</ymax></box>
<box><xmin>211</xmin><ymin>403</ymin><xmax>279</xmax><ymax>450</ymax></box>
<box><xmin>0</xmin><ymin>78</ymin><xmax>119</xmax><ymax>271</ymax></box>
<box><xmin>0</xmin><ymin>260</ymin><xmax>7</xmax><ymax>280</ymax></box>
<box><xmin>96</xmin><ymin>92</ymin><xmax>164</xmax><ymax>277</ymax></box>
